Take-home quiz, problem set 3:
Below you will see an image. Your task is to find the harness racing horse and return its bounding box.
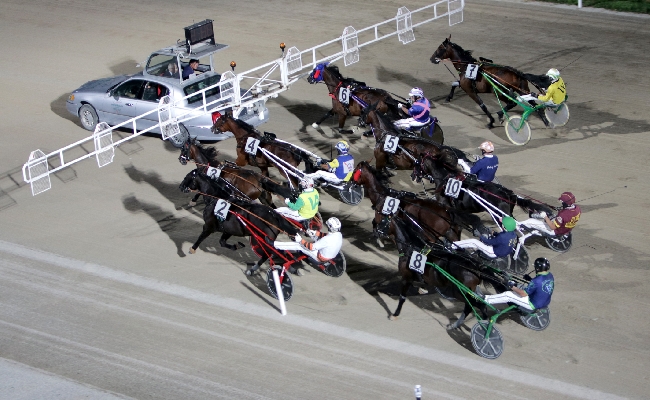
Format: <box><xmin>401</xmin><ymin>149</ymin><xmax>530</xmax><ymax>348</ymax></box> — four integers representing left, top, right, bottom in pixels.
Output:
<box><xmin>179</xmin><ymin>169</ymin><xmax>300</xmax><ymax>272</ymax></box>
<box><xmin>351</xmin><ymin>161</ymin><xmax>464</xmax><ymax>247</ymax></box>
<box><xmin>360</xmin><ymin>104</ymin><xmax>455</xmax><ymax>174</ymax></box>
<box><xmin>389</xmin><ymin>216</ymin><xmax>507</xmax><ymax>329</ymax></box>
<box><xmin>211</xmin><ymin>112</ymin><xmax>317</xmax><ymax>183</ymax></box>
<box><xmin>414</xmin><ymin>152</ymin><xmax>518</xmax><ymax>217</ymax></box>
<box><xmin>430</xmin><ymin>36</ymin><xmax>550</xmax><ymax>129</ymax></box>
<box><xmin>178</xmin><ymin>137</ymin><xmax>293</xmax><ymax>208</ymax></box>
<box><xmin>307</xmin><ymin>62</ymin><xmax>400</xmax><ymax>133</ymax></box>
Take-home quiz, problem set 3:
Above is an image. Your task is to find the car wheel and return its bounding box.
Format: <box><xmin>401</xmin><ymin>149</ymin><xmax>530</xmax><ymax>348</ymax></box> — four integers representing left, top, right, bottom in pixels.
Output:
<box><xmin>79</xmin><ymin>104</ymin><xmax>99</xmax><ymax>131</ymax></box>
<box><xmin>168</xmin><ymin>124</ymin><xmax>190</xmax><ymax>148</ymax></box>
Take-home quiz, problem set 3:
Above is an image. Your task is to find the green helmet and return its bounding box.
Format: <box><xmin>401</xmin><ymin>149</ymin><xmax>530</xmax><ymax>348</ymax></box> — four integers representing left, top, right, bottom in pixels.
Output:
<box><xmin>502</xmin><ymin>216</ymin><xmax>517</xmax><ymax>232</ymax></box>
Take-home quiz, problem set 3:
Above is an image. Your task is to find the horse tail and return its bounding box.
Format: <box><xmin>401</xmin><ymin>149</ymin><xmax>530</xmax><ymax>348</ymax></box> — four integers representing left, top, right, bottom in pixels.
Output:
<box><xmin>260</xmin><ymin>177</ymin><xmax>293</xmax><ymax>198</ymax></box>
<box><xmin>515</xmin><ymin>196</ymin><xmax>554</xmax><ymax>215</ymax></box>
<box><xmin>523</xmin><ymin>73</ymin><xmax>552</xmax><ymax>92</ymax></box>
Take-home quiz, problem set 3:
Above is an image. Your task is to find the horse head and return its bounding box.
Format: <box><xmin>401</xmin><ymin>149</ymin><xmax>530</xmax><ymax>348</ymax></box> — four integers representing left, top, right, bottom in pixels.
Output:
<box><xmin>430</xmin><ymin>35</ymin><xmax>453</xmax><ymax>64</ymax></box>
<box><xmin>307</xmin><ymin>62</ymin><xmax>330</xmax><ymax>84</ymax></box>
<box><xmin>179</xmin><ymin>169</ymin><xmax>199</xmax><ymax>193</ymax></box>
<box><xmin>178</xmin><ymin>136</ymin><xmax>193</xmax><ymax>165</ymax></box>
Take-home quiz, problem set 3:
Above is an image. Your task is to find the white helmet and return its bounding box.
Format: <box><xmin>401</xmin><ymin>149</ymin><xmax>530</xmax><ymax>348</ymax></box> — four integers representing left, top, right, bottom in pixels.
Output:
<box><xmin>408</xmin><ymin>87</ymin><xmax>424</xmax><ymax>98</ymax></box>
<box><xmin>479</xmin><ymin>141</ymin><xmax>494</xmax><ymax>153</ymax></box>
<box><xmin>326</xmin><ymin>217</ymin><xmax>341</xmax><ymax>232</ymax></box>
<box><xmin>300</xmin><ymin>177</ymin><xmax>314</xmax><ymax>189</ymax></box>
<box><xmin>546</xmin><ymin>68</ymin><xmax>560</xmax><ymax>82</ymax></box>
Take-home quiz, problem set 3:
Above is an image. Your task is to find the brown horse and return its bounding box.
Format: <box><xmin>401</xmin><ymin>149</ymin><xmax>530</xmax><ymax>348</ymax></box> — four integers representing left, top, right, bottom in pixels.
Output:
<box><xmin>360</xmin><ymin>104</ymin><xmax>455</xmax><ymax>174</ymax></box>
<box><xmin>389</xmin><ymin>215</ymin><xmax>507</xmax><ymax>329</ymax></box>
<box><xmin>307</xmin><ymin>62</ymin><xmax>400</xmax><ymax>133</ymax></box>
<box><xmin>211</xmin><ymin>112</ymin><xmax>316</xmax><ymax>183</ymax></box>
<box><xmin>351</xmin><ymin>161</ymin><xmax>463</xmax><ymax>247</ymax></box>
<box><xmin>178</xmin><ymin>137</ymin><xmax>293</xmax><ymax>208</ymax></box>
<box><xmin>430</xmin><ymin>36</ymin><xmax>551</xmax><ymax>128</ymax></box>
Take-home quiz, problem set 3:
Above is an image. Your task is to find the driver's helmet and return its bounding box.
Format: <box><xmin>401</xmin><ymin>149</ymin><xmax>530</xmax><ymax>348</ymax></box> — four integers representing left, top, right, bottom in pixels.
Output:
<box><xmin>299</xmin><ymin>177</ymin><xmax>315</xmax><ymax>190</ymax></box>
<box><xmin>501</xmin><ymin>216</ymin><xmax>517</xmax><ymax>232</ymax></box>
<box><xmin>479</xmin><ymin>141</ymin><xmax>495</xmax><ymax>153</ymax></box>
<box><xmin>534</xmin><ymin>257</ymin><xmax>551</xmax><ymax>273</ymax></box>
<box><xmin>546</xmin><ymin>68</ymin><xmax>560</xmax><ymax>82</ymax></box>
<box><xmin>325</xmin><ymin>217</ymin><xmax>342</xmax><ymax>232</ymax></box>
<box><xmin>408</xmin><ymin>87</ymin><xmax>424</xmax><ymax>99</ymax></box>
<box><xmin>335</xmin><ymin>140</ymin><xmax>350</xmax><ymax>155</ymax></box>
<box><xmin>558</xmin><ymin>191</ymin><xmax>576</xmax><ymax>206</ymax></box>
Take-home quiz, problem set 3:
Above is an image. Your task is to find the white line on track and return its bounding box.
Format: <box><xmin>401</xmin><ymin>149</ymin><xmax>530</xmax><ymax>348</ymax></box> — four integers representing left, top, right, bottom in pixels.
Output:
<box><xmin>0</xmin><ymin>240</ymin><xmax>626</xmax><ymax>400</ymax></box>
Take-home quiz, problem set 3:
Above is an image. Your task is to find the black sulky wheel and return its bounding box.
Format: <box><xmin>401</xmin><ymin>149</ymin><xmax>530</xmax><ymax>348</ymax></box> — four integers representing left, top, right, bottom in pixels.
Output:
<box><xmin>545</xmin><ymin>232</ymin><xmax>573</xmax><ymax>252</ymax></box>
<box><xmin>511</xmin><ymin>246</ymin><xmax>529</xmax><ymax>275</ymax></box>
<box><xmin>320</xmin><ymin>252</ymin><xmax>347</xmax><ymax>277</ymax></box>
<box><xmin>471</xmin><ymin>321</ymin><xmax>505</xmax><ymax>360</ymax></box>
<box><xmin>520</xmin><ymin>307</ymin><xmax>551</xmax><ymax>331</ymax></box>
<box><xmin>266</xmin><ymin>266</ymin><xmax>294</xmax><ymax>301</ymax></box>
<box><xmin>338</xmin><ymin>182</ymin><xmax>364</xmax><ymax>205</ymax></box>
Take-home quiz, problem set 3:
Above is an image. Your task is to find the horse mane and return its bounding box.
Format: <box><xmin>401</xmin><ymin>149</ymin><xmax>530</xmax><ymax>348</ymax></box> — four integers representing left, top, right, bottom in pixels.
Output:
<box><xmin>361</xmin><ymin>161</ymin><xmax>392</xmax><ymax>185</ymax></box>
<box><xmin>326</xmin><ymin>65</ymin><xmax>366</xmax><ymax>87</ymax></box>
<box><xmin>197</xmin><ymin>143</ymin><xmax>220</xmax><ymax>164</ymax></box>
<box><xmin>374</xmin><ymin>110</ymin><xmax>401</xmax><ymax>134</ymax></box>
<box><xmin>232</xmin><ymin>116</ymin><xmax>259</xmax><ymax>136</ymax></box>
<box><xmin>448</xmin><ymin>41</ymin><xmax>477</xmax><ymax>62</ymax></box>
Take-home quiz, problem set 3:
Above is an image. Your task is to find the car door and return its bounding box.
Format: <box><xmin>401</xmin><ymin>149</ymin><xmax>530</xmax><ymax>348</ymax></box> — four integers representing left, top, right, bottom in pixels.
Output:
<box><xmin>133</xmin><ymin>81</ymin><xmax>170</xmax><ymax>132</ymax></box>
<box><xmin>102</xmin><ymin>79</ymin><xmax>144</xmax><ymax>126</ymax></box>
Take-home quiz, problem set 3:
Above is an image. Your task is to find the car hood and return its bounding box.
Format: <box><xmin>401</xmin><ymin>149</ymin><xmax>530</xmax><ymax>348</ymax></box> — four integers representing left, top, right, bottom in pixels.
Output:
<box><xmin>74</xmin><ymin>75</ymin><xmax>129</xmax><ymax>94</ymax></box>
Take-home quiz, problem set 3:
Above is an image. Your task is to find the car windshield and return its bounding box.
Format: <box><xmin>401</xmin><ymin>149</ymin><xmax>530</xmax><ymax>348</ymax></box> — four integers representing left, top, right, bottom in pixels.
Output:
<box><xmin>184</xmin><ymin>74</ymin><xmax>223</xmax><ymax>104</ymax></box>
<box><xmin>146</xmin><ymin>54</ymin><xmax>176</xmax><ymax>76</ymax></box>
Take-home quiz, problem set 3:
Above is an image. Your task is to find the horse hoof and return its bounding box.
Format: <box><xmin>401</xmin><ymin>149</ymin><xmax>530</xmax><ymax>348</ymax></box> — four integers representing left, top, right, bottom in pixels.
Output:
<box><xmin>189</xmin><ymin>248</ymin><xmax>196</xmax><ymax>254</ymax></box>
<box><xmin>389</xmin><ymin>315</ymin><xmax>399</xmax><ymax>321</ymax></box>
<box><xmin>188</xmin><ymin>201</ymin><xmax>196</xmax><ymax>207</ymax></box>
<box><xmin>311</xmin><ymin>123</ymin><xmax>319</xmax><ymax>129</ymax></box>
<box><xmin>418</xmin><ymin>288</ymin><xmax>429</xmax><ymax>295</ymax></box>
<box><xmin>245</xmin><ymin>269</ymin><xmax>254</xmax><ymax>276</ymax></box>
<box><xmin>376</xmin><ymin>238</ymin><xmax>384</xmax><ymax>248</ymax></box>
<box><xmin>446</xmin><ymin>323</ymin><xmax>459</xmax><ymax>330</ymax></box>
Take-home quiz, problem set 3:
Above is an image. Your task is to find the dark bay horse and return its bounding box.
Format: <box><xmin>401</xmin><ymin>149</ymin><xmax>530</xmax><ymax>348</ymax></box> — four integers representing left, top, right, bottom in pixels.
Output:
<box><xmin>179</xmin><ymin>169</ymin><xmax>300</xmax><ymax>272</ymax></box>
<box><xmin>389</xmin><ymin>215</ymin><xmax>507</xmax><ymax>329</ymax></box>
<box><xmin>307</xmin><ymin>62</ymin><xmax>400</xmax><ymax>133</ymax></box>
<box><xmin>351</xmin><ymin>161</ymin><xmax>464</xmax><ymax>246</ymax></box>
<box><xmin>430</xmin><ymin>36</ymin><xmax>550</xmax><ymax>128</ymax></box>
<box><xmin>360</xmin><ymin>104</ymin><xmax>455</xmax><ymax>173</ymax></box>
<box><xmin>211</xmin><ymin>112</ymin><xmax>316</xmax><ymax>183</ymax></box>
<box><xmin>178</xmin><ymin>137</ymin><xmax>293</xmax><ymax>208</ymax></box>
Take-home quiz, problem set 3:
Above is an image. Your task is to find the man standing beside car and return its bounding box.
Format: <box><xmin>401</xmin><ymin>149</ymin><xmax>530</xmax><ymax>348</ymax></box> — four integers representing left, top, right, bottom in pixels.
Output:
<box><xmin>182</xmin><ymin>59</ymin><xmax>199</xmax><ymax>80</ymax></box>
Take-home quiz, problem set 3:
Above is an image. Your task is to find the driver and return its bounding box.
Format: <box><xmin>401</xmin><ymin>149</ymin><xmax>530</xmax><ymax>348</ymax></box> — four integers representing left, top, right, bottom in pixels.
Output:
<box><xmin>451</xmin><ymin>216</ymin><xmax>517</xmax><ymax>259</ymax></box>
<box><xmin>519</xmin><ymin>191</ymin><xmax>581</xmax><ymax>236</ymax></box>
<box><xmin>275</xmin><ymin>217</ymin><xmax>343</xmax><ymax>263</ymax></box>
<box><xmin>530</xmin><ymin>68</ymin><xmax>567</xmax><ymax>106</ymax></box>
<box><xmin>274</xmin><ymin>177</ymin><xmax>319</xmax><ymax>222</ymax></box>
<box><xmin>393</xmin><ymin>87</ymin><xmax>431</xmax><ymax>130</ymax></box>
<box><xmin>457</xmin><ymin>141</ymin><xmax>499</xmax><ymax>182</ymax></box>
<box><xmin>306</xmin><ymin>141</ymin><xmax>354</xmax><ymax>185</ymax></box>
<box><xmin>480</xmin><ymin>257</ymin><xmax>555</xmax><ymax>311</ymax></box>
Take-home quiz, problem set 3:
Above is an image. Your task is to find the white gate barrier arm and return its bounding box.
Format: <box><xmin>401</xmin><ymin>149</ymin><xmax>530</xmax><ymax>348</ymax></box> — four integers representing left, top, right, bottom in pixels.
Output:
<box><xmin>22</xmin><ymin>0</ymin><xmax>464</xmax><ymax>196</ymax></box>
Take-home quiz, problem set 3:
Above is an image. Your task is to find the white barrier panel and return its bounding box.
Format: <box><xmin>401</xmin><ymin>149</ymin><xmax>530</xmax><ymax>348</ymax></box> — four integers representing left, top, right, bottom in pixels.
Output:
<box><xmin>449</xmin><ymin>0</ymin><xmax>464</xmax><ymax>26</ymax></box>
<box><xmin>27</xmin><ymin>150</ymin><xmax>50</xmax><ymax>196</ymax></box>
<box><xmin>93</xmin><ymin>122</ymin><xmax>115</xmax><ymax>168</ymax></box>
<box><xmin>342</xmin><ymin>26</ymin><xmax>360</xmax><ymax>66</ymax></box>
<box><xmin>397</xmin><ymin>7</ymin><xmax>415</xmax><ymax>44</ymax></box>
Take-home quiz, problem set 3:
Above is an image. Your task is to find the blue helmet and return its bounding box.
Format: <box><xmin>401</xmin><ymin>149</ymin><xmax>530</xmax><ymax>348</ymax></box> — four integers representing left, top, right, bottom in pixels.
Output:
<box><xmin>335</xmin><ymin>140</ymin><xmax>350</xmax><ymax>155</ymax></box>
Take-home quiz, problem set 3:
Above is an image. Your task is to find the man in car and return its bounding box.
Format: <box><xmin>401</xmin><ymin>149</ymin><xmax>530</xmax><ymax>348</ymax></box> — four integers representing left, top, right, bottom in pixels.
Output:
<box><xmin>182</xmin><ymin>59</ymin><xmax>199</xmax><ymax>80</ymax></box>
<box><xmin>164</xmin><ymin>62</ymin><xmax>180</xmax><ymax>79</ymax></box>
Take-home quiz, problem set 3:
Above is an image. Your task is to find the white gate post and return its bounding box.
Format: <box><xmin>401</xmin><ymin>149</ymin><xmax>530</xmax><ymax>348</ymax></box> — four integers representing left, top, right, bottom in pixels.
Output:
<box><xmin>93</xmin><ymin>122</ymin><xmax>115</xmax><ymax>168</ymax></box>
<box><xmin>25</xmin><ymin>150</ymin><xmax>51</xmax><ymax>196</ymax></box>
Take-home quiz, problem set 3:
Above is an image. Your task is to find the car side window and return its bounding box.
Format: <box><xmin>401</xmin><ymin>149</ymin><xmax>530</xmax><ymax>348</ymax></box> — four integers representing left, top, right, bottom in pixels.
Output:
<box><xmin>114</xmin><ymin>80</ymin><xmax>144</xmax><ymax>99</ymax></box>
<box><xmin>141</xmin><ymin>82</ymin><xmax>169</xmax><ymax>102</ymax></box>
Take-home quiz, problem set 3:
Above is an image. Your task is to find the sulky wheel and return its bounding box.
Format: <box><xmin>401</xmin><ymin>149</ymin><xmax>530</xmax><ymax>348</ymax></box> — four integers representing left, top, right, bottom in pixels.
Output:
<box><xmin>338</xmin><ymin>182</ymin><xmax>364</xmax><ymax>205</ymax></box>
<box><xmin>168</xmin><ymin>124</ymin><xmax>190</xmax><ymax>149</ymax></box>
<box><xmin>321</xmin><ymin>252</ymin><xmax>347</xmax><ymax>277</ymax></box>
<box><xmin>505</xmin><ymin>116</ymin><xmax>532</xmax><ymax>146</ymax></box>
<box><xmin>471</xmin><ymin>321</ymin><xmax>505</xmax><ymax>360</ymax></box>
<box><xmin>266</xmin><ymin>266</ymin><xmax>294</xmax><ymax>301</ymax></box>
<box><xmin>520</xmin><ymin>307</ymin><xmax>551</xmax><ymax>331</ymax></box>
<box><xmin>511</xmin><ymin>246</ymin><xmax>529</xmax><ymax>275</ymax></box>
<box><xmin>428</xmin><ymin>123</ymin><xmax>445</xmax><ymax>145</ymax></box>
<box><xmin>545</xmin><ymin>232</ymin><xmax>573</xmax><ymax>253</ymax></box>
<box><xmin>544</xmin><ymin>103</ymin><xmax>570</xmax><ymax>128</ymax></box>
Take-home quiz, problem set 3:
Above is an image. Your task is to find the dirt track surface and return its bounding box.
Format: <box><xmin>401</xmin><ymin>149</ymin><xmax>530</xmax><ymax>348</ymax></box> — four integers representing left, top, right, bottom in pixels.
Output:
<box><xmin>1</xmin><ymin>0</ymin><xmax>649</xmax><ymax>398</ymax></box>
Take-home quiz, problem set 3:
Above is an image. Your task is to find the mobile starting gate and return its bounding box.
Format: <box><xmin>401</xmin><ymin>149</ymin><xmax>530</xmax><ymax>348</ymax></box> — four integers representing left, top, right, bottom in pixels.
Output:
<box><xmin>22</xmin><ymin>0</ymin><xmax>464</xmax><ymax>196</ymax></box>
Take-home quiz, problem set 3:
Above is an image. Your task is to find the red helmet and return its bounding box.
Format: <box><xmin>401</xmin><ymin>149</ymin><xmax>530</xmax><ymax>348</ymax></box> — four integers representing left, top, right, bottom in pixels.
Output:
<box><xmin>558</xmin><ymin>192</ymin><xmax>575</xmax><ymax>205</ymax></box>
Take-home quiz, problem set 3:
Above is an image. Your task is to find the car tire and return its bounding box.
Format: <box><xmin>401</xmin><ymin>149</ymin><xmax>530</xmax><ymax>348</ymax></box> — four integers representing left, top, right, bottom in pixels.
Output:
<box><xmin>79</xmin><ymin>104</ymin><xmax>99</xmax><ymax>131</ymax></box>
<box><xmin>168</xmin><ymin>124</ymin><xmax>190</xmax><ymax>148</ymax></box>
